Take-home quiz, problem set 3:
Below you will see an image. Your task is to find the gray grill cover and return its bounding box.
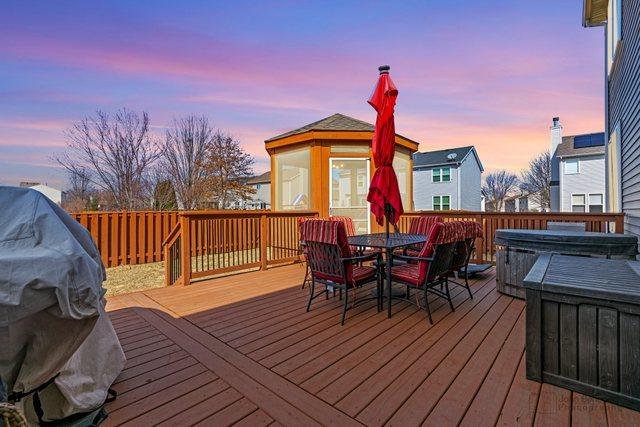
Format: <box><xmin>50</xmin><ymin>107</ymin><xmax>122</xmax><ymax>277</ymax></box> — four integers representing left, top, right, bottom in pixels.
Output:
<box><xmin>0</xmin><ymin>186</ymin><xmax>125</xmax><ymax>422</ymax></box>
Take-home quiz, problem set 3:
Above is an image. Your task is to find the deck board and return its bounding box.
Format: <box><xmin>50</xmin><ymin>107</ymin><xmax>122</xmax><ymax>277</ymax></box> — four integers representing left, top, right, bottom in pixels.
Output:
<box><xmin>105</xmin><ymin>263</ymin><xmax>638</xmax><ymax>426</ymax></box>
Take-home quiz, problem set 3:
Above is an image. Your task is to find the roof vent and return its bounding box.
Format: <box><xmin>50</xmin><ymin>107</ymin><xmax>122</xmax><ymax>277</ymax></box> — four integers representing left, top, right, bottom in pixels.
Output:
<box><xmin>446</xmin><ymin>153</ymin><xmax>458</xmax><ymax>161</ymax></box>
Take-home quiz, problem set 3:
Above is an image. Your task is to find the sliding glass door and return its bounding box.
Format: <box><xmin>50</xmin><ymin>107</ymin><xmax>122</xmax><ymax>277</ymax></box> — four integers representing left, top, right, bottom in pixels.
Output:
<box><xmin>329</xmin><ymin>158</ymin><xmax>370</xmax><ymax>234</ymax></box>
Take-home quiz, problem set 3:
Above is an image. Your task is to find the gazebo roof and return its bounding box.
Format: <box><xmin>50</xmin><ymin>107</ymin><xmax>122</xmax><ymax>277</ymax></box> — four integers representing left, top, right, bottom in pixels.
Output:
<box><xmin>266</xmin><ymin>113</ymin><xmax>374</xmax><ymax>142</ymax></box>
<box><xmin>264</xmin><ymin>113</ymin><xmax>419</xmax><ymax>151</ymax></box>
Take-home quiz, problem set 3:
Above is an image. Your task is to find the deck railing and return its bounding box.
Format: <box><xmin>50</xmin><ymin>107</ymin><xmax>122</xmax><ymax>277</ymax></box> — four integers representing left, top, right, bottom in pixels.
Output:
<box><xmin>164</xmin><ymin>210</ymin><xmax>318</xmax><ymax>286</ymax></box>
<box><xmin>397</xmin><ymin>211</ymin><xmax>625</xmax><ymax>263</ymax></box>
<box><xmin>71</xmin><ymin>209</ymin><xmax>624</xmax><ymax>284</ymax></box>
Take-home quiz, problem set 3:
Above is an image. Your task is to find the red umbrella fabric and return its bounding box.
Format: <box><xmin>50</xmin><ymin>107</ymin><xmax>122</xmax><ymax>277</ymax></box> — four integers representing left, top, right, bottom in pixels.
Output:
<box><xmin>367</xmin><ymin>65</ymin><xmax>403</xmax><ymax>227</ymax></box>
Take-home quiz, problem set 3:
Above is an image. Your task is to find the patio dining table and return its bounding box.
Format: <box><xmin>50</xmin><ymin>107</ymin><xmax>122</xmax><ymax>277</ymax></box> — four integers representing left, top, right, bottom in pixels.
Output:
<box><xmin>348</xmin><ymin>232</ymin><xmax>428</xmax><ymax>318</ymax></box>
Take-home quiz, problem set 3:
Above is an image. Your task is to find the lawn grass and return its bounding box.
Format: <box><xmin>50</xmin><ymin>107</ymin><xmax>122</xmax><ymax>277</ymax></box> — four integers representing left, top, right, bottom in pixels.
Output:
<box><xmin>103</xmin><ymin>262</ymin><xmax>165</xmax><ymax>296</ymax></box>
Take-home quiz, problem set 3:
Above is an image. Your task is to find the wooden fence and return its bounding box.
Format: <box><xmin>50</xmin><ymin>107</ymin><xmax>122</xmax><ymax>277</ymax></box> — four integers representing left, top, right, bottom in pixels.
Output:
<box><xmin>72</xmin><ymin>211</ymin><xmax>180</xmax><ymax>267</ymax></box>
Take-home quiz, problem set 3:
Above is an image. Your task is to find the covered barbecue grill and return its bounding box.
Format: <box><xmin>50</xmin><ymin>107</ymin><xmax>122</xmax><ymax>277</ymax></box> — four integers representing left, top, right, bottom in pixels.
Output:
<box><xmin>0</xmin><ymin>186</ymin><xmax>125</xmax><ymax>424</ymax></box>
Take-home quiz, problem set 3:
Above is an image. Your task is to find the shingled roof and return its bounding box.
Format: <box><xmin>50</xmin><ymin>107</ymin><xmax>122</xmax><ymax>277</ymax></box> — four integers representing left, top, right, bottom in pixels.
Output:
<box><xmin>413</xmin><ymin>146</ymin><xmax>483</xmax><ymax>170</ymax></box>
<box><xmin>265</xmin><ymin>113</ymin><xmax>374</xmax><ymax>142</ymax></box>
<box><xmin>246</xmin><ymin>171</ymin><xmax>270</xmax><ymax>185</ymax></box>
<box><xmin>554</xmin><ymin>133</ymin><xmax>605</xmax><ymax>158</ymax></box>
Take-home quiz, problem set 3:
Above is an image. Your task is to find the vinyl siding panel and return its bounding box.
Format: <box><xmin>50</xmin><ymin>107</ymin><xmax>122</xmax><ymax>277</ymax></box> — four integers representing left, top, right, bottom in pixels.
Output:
<box><xmin>560</xmin><ymin>155</ymin><xmax>606</xmax><ymax>212</ymax></box>
<box><xmin>413</xmin><ymin>166</ymin><xmax>459</xmax><ymax>210</ymax></box>
<box><xmin>458</xmin><ymin>156</ymin><xmax>482</xmax><ymax>210</ymax></box>
<box><xmin>608</xmin><ymin>0</ymin><xmax>640</xmax><ymax>236</ymax></box>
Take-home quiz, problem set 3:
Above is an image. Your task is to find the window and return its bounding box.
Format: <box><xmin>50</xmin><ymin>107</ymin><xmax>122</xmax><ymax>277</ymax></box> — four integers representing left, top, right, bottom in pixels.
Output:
<box><xmin>273</xmin><ymin>148</ymin><xmax>310</xmax><ymax>210</ymax></box>
<box><xmin>432</xmin><ymin>167</ymin><xmax>451</xmax><ymax>183</ymax></box>
<box><xmin>433</xmin><ymin>195</ymin><xmax>451</xmax><ymax>211</ymax></box>
<box><xmin>564</xmin><ymin>159</ymin><xmax>579</xmax><ymax>174</ymax></box>
<box><xmin>589</xmin><ymin>194</ymin><xmax>604</xmax><ymax>213</ymax></box>
<box><xmin>393</xmin><ymin>150</ymin><xmax>411</xmax><ymax>209</ymax></box>
<box><xmin>607</xmin><ymin>0</ymin><xmax>622</xmax><ymax>73</ymax></box>
<box><xmin>571</xmin><ymin>194</ymin><xmax>586</xmax><ymax>212</ymax></box>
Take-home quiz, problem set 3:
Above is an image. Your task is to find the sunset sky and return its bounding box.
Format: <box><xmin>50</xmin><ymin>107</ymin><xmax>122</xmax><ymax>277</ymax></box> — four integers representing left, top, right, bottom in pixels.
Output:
<box><xmin>1</xmin><ymin>0</ymin><xmax>605</xmax><ymax>189</ymax></box>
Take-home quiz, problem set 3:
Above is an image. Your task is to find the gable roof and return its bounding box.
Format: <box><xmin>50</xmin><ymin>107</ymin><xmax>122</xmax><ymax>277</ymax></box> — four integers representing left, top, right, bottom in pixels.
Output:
<box><xmin>413</xmin><ymin>146</ymin><xmax>483</xmax><ymax>171</ymax></box>
<box><xmin>554</xmin><ymin>133</ymin><xmax>605</xmax><ymax>158</ymax></box>
<box><xmin>266</xmin><ymin>113</ymin><xmax>374</xmax><ymax>142</ymax></box>
<box><xmin>247</xmin><ymin>171</ymin><xmax>270</xmax><ymax>185</ymax></box>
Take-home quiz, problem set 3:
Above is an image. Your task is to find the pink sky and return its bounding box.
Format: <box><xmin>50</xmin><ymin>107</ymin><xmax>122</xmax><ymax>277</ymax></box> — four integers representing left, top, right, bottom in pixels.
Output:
<box><xmin>0</xmin><ymin>1</ymin><xmax>604</xmax><ymax>188</ymax></box>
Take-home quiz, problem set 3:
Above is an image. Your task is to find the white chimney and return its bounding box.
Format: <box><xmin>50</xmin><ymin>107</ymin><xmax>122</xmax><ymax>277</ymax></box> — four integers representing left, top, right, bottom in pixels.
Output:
<box><xmin>550</xmin><ymin>117</ymin><xmax>562</xmax><ymax>156</ymax></box>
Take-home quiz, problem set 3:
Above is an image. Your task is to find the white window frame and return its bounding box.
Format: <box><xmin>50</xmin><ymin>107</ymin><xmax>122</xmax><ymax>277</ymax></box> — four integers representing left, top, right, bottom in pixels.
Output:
<box><xmin>433</xmin><ymin>195</ymin><xmax>451</xmax><ymax>211</ymax></box>
<box><xmin>588</xmin><ymin>193</ymin><xmax>604</xmax><ymax>213</ymax></box>
<box><xmin>571</xmin><ymin>193</ymin><xmax>586</xmax><ymax>213</ymax></box>
<box><xmin>432</xmin><ymin>167</ymin><xmax>451</xmax><ymax>183</ymax></box>
<box><xmin>607</xmin><ymin>0</ymin><xmax>622</xmax><ymax>74</ymax></box>
<box><xmin>564</xmin><ymin>159</ymin><xmax>580</xmax><ymax>175</ymax></box>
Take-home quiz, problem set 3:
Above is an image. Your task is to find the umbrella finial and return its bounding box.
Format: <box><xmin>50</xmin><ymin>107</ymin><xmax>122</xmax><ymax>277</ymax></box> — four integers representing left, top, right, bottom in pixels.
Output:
<box><xmin>378</xmin><ymin>65</ymin><xmax>390</xmax><ymax>74</ymax></box>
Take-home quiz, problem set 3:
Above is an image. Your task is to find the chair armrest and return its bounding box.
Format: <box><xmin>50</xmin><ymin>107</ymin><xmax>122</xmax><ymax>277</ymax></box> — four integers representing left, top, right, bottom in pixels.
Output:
<box><xmin>341</xmin><ymin>252</ymin><xmax>380</xmax><ymax>264</ymax></box>
<box><xmin>393</xmin><ymin>253</ymin><xmax>434</xmax><ymax>263</ymax></box>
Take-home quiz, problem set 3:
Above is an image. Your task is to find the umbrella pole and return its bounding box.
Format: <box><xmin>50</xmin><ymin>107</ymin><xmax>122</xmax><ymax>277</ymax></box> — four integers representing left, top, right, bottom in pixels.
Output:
<box><xmin>385</xmin><ymin>202</ymin><xmax>391</xmax><ymax>239</ymax></box>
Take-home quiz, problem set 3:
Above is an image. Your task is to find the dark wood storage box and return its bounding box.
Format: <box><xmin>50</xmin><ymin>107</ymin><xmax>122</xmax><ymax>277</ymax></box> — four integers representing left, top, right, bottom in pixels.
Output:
<box><xmin>494</xmin><ymin>229</ymin><xmax>638</xmax><ymax>298</ymax></box>
<box><xmin>524</xmin><ymin>254</ymin><xmax>640</xmax><ymax>411</ymax></box>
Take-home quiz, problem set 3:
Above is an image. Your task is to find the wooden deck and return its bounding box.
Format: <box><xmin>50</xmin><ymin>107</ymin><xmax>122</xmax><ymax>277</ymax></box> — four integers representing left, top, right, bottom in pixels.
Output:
<box><xmin>105</xmin><ymin>264</ymin><xmax>640</xmax><ymax>426</ymax></box>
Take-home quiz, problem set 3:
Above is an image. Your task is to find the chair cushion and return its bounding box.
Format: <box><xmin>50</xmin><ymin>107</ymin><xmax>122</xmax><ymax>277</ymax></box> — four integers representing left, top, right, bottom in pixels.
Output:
<box><xmin>391</xmin><ymin>263</ymin><xmax>421</xmax><ymax>286</ymax></box>
<box><xmin>315</xmin><ymin>265</ymin><xmax>376</xmax><ymax>287</ymax></box>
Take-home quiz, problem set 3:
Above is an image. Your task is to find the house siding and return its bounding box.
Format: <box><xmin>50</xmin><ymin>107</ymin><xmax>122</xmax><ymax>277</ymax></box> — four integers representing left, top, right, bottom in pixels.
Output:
<box><xmin>608</xmin><ymin>0</ymin><xmax>640</xmax><ymax>236</ymax></box>
<box><xmin>458</xmin><ymin>157</ymin><xmax>482</xmax><ymax>210</ymax></box>
<box><xmin>560</xmin><ymin>155</ymin><xmax>606</xmax><ymax>212</ymax></box>
<box><xmin>413</xmin><ymin>166</ymin><xmax>459</xmax><ymax>210</ymax></box>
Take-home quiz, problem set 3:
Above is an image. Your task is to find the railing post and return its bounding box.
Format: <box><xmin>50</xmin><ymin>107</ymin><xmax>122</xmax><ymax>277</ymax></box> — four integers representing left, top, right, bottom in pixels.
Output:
<box><xmin>180</xmin><ymin>214</ymin><xmax>191</xmax><ymax>286</ymax></box>
<box><xmin>474</xmin><ymin>213</ymin><xmax>484</xmax><ymax>264</ymax></box>
<box><xmin>615</xmin><ymin>214</ymin><xmax>624</xmax><ymax>234</ymax></box>
<box><xmin>164</xmin><ymin>242</ymin><xmax>171</xmax><ymax>287</ymax></box>
<box><xmin>260</xmin><ymin>214</ymin><xmax>268</xmax><ymax>270</ymax></box>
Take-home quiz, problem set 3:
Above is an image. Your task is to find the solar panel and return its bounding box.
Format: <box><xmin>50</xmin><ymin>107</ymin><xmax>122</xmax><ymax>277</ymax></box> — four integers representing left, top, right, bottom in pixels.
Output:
<box><xmin>573</xmin><ymin>133</ymin><xmax>605</xmax><ymax>148</ymax></box>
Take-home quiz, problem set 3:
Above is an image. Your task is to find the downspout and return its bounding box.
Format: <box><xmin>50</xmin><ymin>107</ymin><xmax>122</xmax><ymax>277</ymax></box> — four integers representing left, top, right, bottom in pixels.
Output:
<box><xmin>457</xmin><ymin>165</ymin><xmax>461</xmax><ymax>210</ymax></box>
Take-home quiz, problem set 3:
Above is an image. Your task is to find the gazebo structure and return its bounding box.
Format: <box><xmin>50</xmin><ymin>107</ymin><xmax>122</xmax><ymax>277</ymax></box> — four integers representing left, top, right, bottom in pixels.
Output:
<box><xmin>265</xmin><ymin>113</ymin><xmax>419</xmax><ymax>233</ymax></box>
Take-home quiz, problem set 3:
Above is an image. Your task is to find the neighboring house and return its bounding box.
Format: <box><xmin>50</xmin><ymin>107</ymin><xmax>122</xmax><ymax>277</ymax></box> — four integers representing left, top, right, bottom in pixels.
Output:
<box><xmin>19</xmin><ymin>182</ymin><xmax>63</xmax><ymax>205</ymax></box>
<box><xmin>413</xmin><ymin>146</ymin><xmax>483</xmax><ymax>211</ymax></box>
<box><xmin>549</xmin><ymin>119</ymin><xmax>606</xmax><ymax>213</ymax></box>
<box><xmin>245</xmin><ymin>171</ymin><xmax>271</xmax><ymax>209</ymax></box>
<box><xmin>584</xmin><ymin>0</ymin><xmax>640</xmax><ymax>235</ymax></box>
<box><xmin>503</xmin><ymin>191</ymin><xmax>543</xmax><ymax>213</ymax></box>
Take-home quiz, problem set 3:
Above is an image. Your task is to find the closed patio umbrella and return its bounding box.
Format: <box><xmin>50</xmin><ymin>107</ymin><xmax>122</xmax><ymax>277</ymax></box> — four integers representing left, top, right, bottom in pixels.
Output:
<box><xmin>367</xmin><ymin>65</ymin><xmax>403</xmax><ymax>236</ymax></box>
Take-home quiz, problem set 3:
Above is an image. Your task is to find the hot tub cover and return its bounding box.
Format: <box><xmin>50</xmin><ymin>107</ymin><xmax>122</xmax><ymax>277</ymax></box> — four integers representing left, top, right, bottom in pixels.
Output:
<box><xmin>0</xmin><ymin>186</ymin><xmax>125</xmax><ymax>422</ymax></box>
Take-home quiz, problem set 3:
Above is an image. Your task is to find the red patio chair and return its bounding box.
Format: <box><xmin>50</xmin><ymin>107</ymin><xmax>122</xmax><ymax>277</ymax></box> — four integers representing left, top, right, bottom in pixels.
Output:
<box><xmin>390</xmin><ymin>221</ymin><xmax>464</xmax><ymax>323</ymax></box>
<box><xmin>328</xmin><ymin>215</ymin><xmax>357</xmax><ymax>236</ymax></box>
<box><xmin>298</xmin><ymin>216</ymin><xmax>323</xmax><ymax>290</ymax></box>
<box><xmin>448</xmin><ymin>221</ymin><xmax>483</xmax><ymax>299</ymax></box>
<box><xmin>400</xmin><ymin>215</ymin><xmax>443</xmax><ymax>257</ymax></box>
<box><xmin>301</xmin><ymin>219</ymin><xmax>381</xmax><ymax>325</ymax></box>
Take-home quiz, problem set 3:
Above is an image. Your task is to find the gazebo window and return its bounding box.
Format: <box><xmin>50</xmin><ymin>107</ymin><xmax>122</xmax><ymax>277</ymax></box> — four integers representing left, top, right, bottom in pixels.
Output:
<box><xmin>274</xmin><ymin>148</ymin><xmax>311</xmax><ymax>210</ymax></box>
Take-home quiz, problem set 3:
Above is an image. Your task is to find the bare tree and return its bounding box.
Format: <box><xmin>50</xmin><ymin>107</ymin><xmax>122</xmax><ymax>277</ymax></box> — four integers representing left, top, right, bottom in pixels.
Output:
<box><xmin>520</xmin><ymin>151</ymin><xmax>551</xmax><ymax>211</ymax></box>
<box><xmin>202</xmin><ymin>132</ymin><xmax>255</xmax><ymax>209</ymax></box>
<box><xmin>162</xmin><ymin>115</ymin><xmax>212</xmax><ymax>209</ymax></box>
<box><xmin>482</xmin><ymin>170</ymin><xmax>519</xmax><ymax>212</ymax></box>
<box><xmin>62</xmin><ymin>166</ymin><xmax>95</xmax><ymax>212</ymax></box>
<box><xmin>56</xmin><ymin>109</ymin><xmax>161</xmax><ymax>210</ymax></box>
<box><xmin>143</xmin><ymin>167</ymin><xmax>178</xmax><ymax>210</ymax></box>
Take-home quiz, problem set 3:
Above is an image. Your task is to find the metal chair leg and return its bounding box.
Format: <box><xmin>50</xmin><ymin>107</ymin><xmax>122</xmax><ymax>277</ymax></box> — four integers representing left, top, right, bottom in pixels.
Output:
<box><xmin>464</xmin><ymin>273</ymin><xmax>473</xmax><ymax>299</ymax></box>
<box><xmin>301</xmin><ymin>263</ymin><xmax>310</xmax><ymax>289</ymax></box>
<box><xmin>424</xmin><ymin>288</ymin><xmax>433</xmax><ymax>324</ymax></box>
<box><xmin>341</xmin><ymin>286</ymin><xmax>349</xmax><ymax>325</ymax></box>
<box><xmin>445</xmin><ymin>279</ymin><xmax>455</xmax><ymax>312</ymax></box>
<box><xmin>306</xmin><ymin>278</ymin><xmax>315</xmax><ymax>312</ymax></box>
